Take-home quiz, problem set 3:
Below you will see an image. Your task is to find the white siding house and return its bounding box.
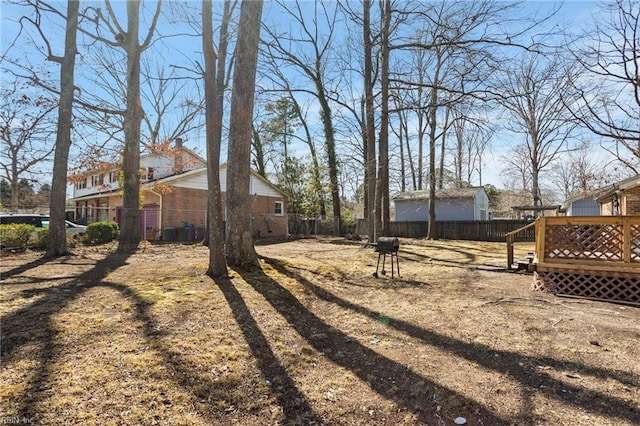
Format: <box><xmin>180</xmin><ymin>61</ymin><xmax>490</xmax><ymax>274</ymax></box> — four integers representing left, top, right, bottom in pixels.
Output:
<box><xmin>72</xmin><ymin>146</ymin><xmax>206</xmax><ymax>200</ymax></box>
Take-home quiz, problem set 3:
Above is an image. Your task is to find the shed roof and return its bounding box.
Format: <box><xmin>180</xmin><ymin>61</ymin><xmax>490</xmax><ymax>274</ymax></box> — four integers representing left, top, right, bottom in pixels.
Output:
<box><xmin>393</xmin><ymin>186</ymin><xmax>484</xmax><ymax>201</ymax></box>
<box><xmin>562</xmin><ymin>186</ymin><xmax>614</xmax><ymax>208</ymax></box>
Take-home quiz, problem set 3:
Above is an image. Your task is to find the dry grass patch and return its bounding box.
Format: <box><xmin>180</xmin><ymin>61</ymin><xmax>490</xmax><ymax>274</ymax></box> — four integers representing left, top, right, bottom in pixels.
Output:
<box><xmin>1</xmin><ymin>239</ymin><xmax>639</xmax><ymax>425</ymax></box>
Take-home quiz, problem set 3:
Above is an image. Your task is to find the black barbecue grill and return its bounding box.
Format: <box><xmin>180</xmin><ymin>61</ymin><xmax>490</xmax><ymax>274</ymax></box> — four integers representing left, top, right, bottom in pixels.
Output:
<box><xmin>373</xmin><ymin>236</ymin><xmax>400</xmax><ymax>278</ymax></box>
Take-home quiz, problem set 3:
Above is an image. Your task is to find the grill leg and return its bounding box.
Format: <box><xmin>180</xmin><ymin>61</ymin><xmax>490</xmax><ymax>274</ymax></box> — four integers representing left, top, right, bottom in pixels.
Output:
<box><xmin>392</xmin><ymin>252</ymin><xmax>400</xmax><ymax>278</ymax></box>
<box><xmin>374</xmin><ymin>253</ymin><xmax>382</xmax><ymax>277</ymax></box>
<box><xmin>381</xmin><ymin>253</ymin><xmax>387</xmax><ymax>275</ymax></box>
<box><xmin>389</xmin><ymin>253</ymin><xmax>394</xmax><ymax>278</ymax></box>
<box><xmin>374</xmin><ymin>251</ymin><xmax>400</xmax><ymax>278</ymax></box>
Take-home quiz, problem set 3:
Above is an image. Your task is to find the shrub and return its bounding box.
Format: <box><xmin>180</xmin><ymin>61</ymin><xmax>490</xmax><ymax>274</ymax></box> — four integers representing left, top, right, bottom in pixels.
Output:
<box><xmin>34</xmin><ymin>228</ymin><xmax>49</xmax><ymax>248</ymax></box>
<box><xmin>26</xmin><ymin>228</ymin><xmax>83</xmax><ymax>250</ymax></box>
<box><xmin>0</xmin><ymin>224</ymin><xmax>34</xmax><ymax>249</ymax></box>
<box><xmin>85</xmin><ymin>221</ymin><xmax>119</xmax><ymax>244</ymax></box>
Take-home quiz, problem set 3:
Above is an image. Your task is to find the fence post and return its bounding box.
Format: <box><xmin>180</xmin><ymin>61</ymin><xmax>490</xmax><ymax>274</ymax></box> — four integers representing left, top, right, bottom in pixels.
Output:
<box><xmin>623</xmin><ymin>217</ymin><xmax>631</xmax><ymax>263</ymax></box>
<box><xmin>507</xmin><ymin>234</ymin><xmax>514</xmax><ymax>270</ymax></box>
<box><xmin>535</xmin><ymin>217</ymin><xmax>546</xmax><ymax>263</ymax></box>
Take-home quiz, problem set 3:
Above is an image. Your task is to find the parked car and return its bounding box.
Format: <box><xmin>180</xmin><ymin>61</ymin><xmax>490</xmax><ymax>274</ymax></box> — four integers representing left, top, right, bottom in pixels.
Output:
<box><xmin>0</xmin><ymin>213</ymin><xmax>86</xmax><ymax>236</ymax></box>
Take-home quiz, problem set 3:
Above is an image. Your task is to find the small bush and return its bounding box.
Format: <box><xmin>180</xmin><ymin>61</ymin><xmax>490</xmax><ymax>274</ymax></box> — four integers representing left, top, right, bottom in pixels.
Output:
<box><xmin>85</xmin><ymin>221</ymin><xmax>119</xmax><ymax>244</ymax></box>
<box><xmin>0</xmin><ymin>224</ymin><xmax>34</xmax><ymax>249</ymax></box>
<box><xmin>34</xmin><ymin>228</ymin><xmax>49</xmax><ymax>248</ymax></box>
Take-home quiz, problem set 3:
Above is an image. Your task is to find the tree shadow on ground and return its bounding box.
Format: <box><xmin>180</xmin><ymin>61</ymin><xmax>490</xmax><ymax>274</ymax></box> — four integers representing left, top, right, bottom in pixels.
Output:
<box><xmin>1</xmin><ymin>247</ymin><xmax>229</xmax><ymax>424</ymax></box>
<box><xmin>235</xmin><ymin>268</ymin><xmax>511</xmax><ymax>425</ymax></box>
<box><xmin>0</xmin><ymin>254</ymin><xmax>61</xmax><ymax>280</ymax></box>
<box><xmin>216</xmin><ymin>277</ymin><xmax>323</xmax><ymax>424</ymax></box>
<box><xmin>1</xmin><ymin>249</ymin><xmax>134</xmax><ymax>421</ymax></box>
<box><xmin>263</xmin><ymin>256</ymin><xmax>640</xmax><ymax>425</ymax></box>
<box><xmin>1</xmin><ymin>247</ymin><xmax>323</xmax><ymax>424</ymax></box>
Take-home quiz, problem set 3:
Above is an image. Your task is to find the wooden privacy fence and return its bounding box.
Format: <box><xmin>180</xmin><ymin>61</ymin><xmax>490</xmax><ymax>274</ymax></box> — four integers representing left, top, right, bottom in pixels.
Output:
<box><xmin>533</xmin><ymin>216</ymin><xmax>640</xmax><ymax>305</ymax></box>
<box><xmin>387</xmin><ymin>220</ymin><xmax>535</xmax><ymax>242</ymax></box>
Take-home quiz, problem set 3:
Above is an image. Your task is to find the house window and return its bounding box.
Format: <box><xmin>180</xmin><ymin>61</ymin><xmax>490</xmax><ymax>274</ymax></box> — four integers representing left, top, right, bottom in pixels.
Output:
<box><xmin>91</xmin><ymin>174</ymin><xmax>104</xmax><ymax>186</ymax></box>
<box><xmin>99</xmin><ymin>200</ymin><xmax>108</xmax><ymax>221</ymax></box>
<box><xmin>145</xmin><ymin>167</ymin><xmax>155</xmax><ymax>180</ymax></box>
<box><xmin>110</xmin><ymin>171</ymin><xmax>119</xmax><ymax>183</ymax></box>
<box><xmin>274</xmin><ymin>201</ymin><xmax>284</xmax><ymax>216</ymax></box>
<box><xmin>76</xmin><ymin>179</ymin><xmax>87</xmax><ymax>190</ymax></box>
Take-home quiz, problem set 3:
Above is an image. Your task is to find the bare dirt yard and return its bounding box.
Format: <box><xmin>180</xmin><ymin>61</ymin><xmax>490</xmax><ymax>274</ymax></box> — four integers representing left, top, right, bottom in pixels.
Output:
<box><xmin>1</xmin><ymin>238</ymin><xmax>639</xmax><ymax>426</ymax></box>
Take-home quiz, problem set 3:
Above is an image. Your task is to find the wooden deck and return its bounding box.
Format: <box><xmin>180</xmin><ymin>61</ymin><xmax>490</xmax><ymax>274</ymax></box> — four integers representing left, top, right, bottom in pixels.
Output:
<box><xmin>531</xmin><ymin>216</ymin><xmax>640</xmax><ymax>305</ymax></box>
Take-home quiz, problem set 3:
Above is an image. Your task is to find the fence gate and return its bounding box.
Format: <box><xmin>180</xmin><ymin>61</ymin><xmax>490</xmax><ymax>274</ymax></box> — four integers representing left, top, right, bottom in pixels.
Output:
<box><xmin>140</xmin><ymin>203</ymin><xmax>159</xmax><ymax>240</ymax></box>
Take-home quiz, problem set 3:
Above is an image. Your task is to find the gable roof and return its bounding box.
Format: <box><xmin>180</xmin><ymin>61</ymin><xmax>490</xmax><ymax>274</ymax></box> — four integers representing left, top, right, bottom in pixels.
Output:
<box><xmin>562</xmin><ymin>186</ymin><xmax>613</xmax><ymax>208</ymax></box>
<box><xmin>393</xmin><ymin>186</ymin><xmax>485</xmax><ymax>201</ymax></box>
<box><xmin>595</xmin><ymin>174</ymin><xmax>640</xmax><ymax>202</ymax></box>
<box><xmin>144</xmin><ymin>164</ymin><xmax>287</xmax><ymax>199</ymax></box>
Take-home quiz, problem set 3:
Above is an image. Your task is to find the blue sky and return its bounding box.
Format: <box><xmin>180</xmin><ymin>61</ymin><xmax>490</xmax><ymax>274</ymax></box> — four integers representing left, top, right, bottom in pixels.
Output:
<box><xmin>0</xmin><ymin>0</ymin><xmax>624</xmax><ymax>202</ymax></box>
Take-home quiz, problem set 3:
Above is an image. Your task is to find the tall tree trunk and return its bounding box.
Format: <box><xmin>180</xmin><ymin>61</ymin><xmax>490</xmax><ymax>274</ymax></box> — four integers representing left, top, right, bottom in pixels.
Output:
<box><xmin>427</xmin><ymin>46</ymin><xmax>444</xmax><ymax>239</ymax></box>
<box><xmin>398</xmin><ymin>106</ymin><xmax>406</xmax><ymax>192</ymax></box>
<box><xmin>225</xmin><ymin>0</ymin><xmax>263</xmax><ymax>268</ymax></box>
<box><xmin>456</xmin><ymin>122</ymin><xmax>463</xmax><ymax>188</ymax></box>
<box><xmin>398</xmin><ymin>106</ymin><xmax>417</xmax><ymax>190</ymax></box>
<box><xmin>203</xmin><ymin>0</ymin><xmax>231</xmax><ymax>277</ymax></box>
<box><xmin>427</xmin><ymin>103</ymin><xmax>438</xmax><ymax>239</ymax></box>
<box><xmin>46</xmin><ymin>0</ymin><xmax>79</xmax><ymax>257</ymax></box>
<box><xmin>118</xmin><ymin>0</ymin><xmax>144</xmax><ymax>250</ymax></box>
<box><xmin>10</xmin><ymin>169</ymin><xmax>19</xmax><ymax>211</ymax></box>
<box><xmin>532</xmin><ymin>154</ymin><xmax>541</xmax><ymax>207</ymax></box>
<box><xmin>438</xmin><ymin>105</ymin><xmax>450</xmax><ymax>189</ymax></box>
<box><xmin>317</xmin><ymin>88</ymin><xmax>340</xmax><ymax>236</ymax></box>
<box><xmin>376</xmin><ymin>0</ymin><xmax>391</xmax><ymax>236</ymax></box>
<box><xmin>363</xmin><ymin>0</ymin><xmax>377</xmax><ymax>242</ymax></box>
<box><xmin>288</xmin><ymin>91</ymin><xmax>326</xmax><ymax>218</ymax></box>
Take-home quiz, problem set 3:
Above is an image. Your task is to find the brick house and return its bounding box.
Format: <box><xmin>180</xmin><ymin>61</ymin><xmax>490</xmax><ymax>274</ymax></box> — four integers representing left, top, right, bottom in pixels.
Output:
<box><xmin>70</xmin><ymin>144</ymin><xmax>288</xmax><ymax>240</ymax></box>
<box><xmin>596</xmin><ymin>174</ymin><xmax>640</xmax><ymax>215</ymax></box>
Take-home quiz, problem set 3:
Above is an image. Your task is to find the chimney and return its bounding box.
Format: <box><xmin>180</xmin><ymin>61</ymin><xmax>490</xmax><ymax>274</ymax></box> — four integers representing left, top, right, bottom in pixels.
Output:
<box><xmin>174</xmin><ymin>138</ymin><xmax>183</xmax><ymax>174</ymax></box>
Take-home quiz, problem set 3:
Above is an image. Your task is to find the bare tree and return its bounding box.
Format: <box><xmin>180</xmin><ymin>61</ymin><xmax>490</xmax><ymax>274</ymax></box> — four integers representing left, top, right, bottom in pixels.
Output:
<box><xmin>46</xmin><ymin>0</ymin><xmax>79</xmax><ymax>256</ymax></box>
<box><xmin>363</xmin><ymin>0</ymin><xmax>378</xmax><ymax>242</ymax></box>
<box><xmin>261</xmin><ymin>0</ymin><xmax>342</xmax><ymax>235</ymax></box>
<box><xmin>450</xmin><ymin>106</ymin><xmax>493</xmax><ymax>188</ymax></box>
<box><xmin>55</xmin><ymin>0</ymin><xmax>162</xmax><ymax>249</ymax></box>
<box><xmin>203</xmin><ymin>0</ymin><xmax>234</xmax><ymax>278</ymax></box>
<box><xmin>496</xmin><ymin>52</ymin><xmax>581</xmax><ymax>206</ymax></box>
<box><xmin>140</xmin><ymin>59</ymin><xmax>204</xmax><ymax>148</ymax></box>
<box><xmin>0</xmin><ymin>79</ymin><xmax>57</xmax><ymax>211</ymax></box>
<box><xmin>113</xmin><ymin>0</ymin><xmax>162</xmax><ymax>249</ymax></box>
<box><xmin>549</xmin><ymin>149</ymin><xmax>613</xmax><ymax>200</ymax></box>
<box><xmin>225</xmin><ymin>0</ymin><xmax>263</xmax><ymax>268</ymax></box>
<box><xmin>376</xmin><ymin>0</ymin><xmax>391</xmax><ymax>237</ymax></box>
<box><xmin>567</xmin><ymin>0</ymin><xmax>640</xmax><ymax>172</ymax></box>
<box><xmin>4</xmin><ymin>0</ymin><xmax>79</xmax><ymax>254</ymax></box>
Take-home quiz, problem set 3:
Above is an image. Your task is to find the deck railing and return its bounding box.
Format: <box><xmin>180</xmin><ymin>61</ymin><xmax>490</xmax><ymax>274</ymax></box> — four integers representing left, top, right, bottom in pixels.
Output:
<box><xmin>535</xmin><ymin>216</ymin><xmax>640</xmax><ymax>274</ymax></box>
<box><xmin>522</xmin><ymin>216</ymin><xmax>640</xmax><ymax>304</ymax></box>
<box><xmin>505</xmin><ymin>221</ymin><xmax>537</xmax><ymax>269</ymax></box>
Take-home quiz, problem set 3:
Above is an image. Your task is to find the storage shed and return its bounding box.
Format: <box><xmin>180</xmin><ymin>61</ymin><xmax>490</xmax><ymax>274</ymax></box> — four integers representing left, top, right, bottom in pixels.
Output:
<box><xmin>393</xmin><ymin>187</ymin><xmax>490</xmax><ymax>221</ymax></box>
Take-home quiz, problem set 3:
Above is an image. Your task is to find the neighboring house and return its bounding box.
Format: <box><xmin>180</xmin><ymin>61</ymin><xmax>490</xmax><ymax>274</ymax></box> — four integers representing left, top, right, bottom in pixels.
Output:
<box><xmin>70</xmin><ymin>143</ymin><xmax>288</xmax><ymax>239</ymax></box>
<box><xmin>393</xmin><ymin>186</ymin><xmax>490</xmax><ymax>221</ymax></box>
<box><xmin>595</xmin><ymin>174</ymin><xmax>640</xmax><ymax>216</ymax></box>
